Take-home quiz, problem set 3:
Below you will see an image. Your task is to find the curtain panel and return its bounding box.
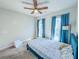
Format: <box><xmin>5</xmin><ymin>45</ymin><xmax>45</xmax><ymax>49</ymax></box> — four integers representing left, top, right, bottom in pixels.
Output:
<box><xmin>60</xmin><ymin>13</ymin><xmax>69</xmax><ymax>43</ymax></box>
<box><xmin>51</xmin><ymin>16</ymin><xmax>56</xmax><ymax>39</ymax></box>
<box><xmin>42</xmin><ymin>18</ymin><xmax>45</xmax><ymax>37</ymax></box>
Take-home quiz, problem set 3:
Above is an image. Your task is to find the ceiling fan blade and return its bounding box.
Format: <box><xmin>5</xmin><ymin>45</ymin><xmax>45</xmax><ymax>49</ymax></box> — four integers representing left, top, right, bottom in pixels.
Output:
<box><xmin>38</xmin><ymin>7</ymin><xmax>48</xmax><ymax>10</ymax></box>
<box><xmin>38</xmin><ymin>1</ymin><xmax>48</xmax><ymax>5</ymax></box>
<box><xmin>31</xmin><ymin>10</ymin><xmax>35</xmax><ymax>14</ymax></box>
<box><xmin>38</xmin><ymin>10</ymin><xmax>42</xmax><ymax>14</ymax></box>
<box><xmin>33</xmin><ymin>0</ymin><xmax>37</xmax><ymax>8</ymax></box>
<box><xmin>24</xmin><ymin>7</ymin><xmax>33</xmax><ymax>10</ymax></box>
<box><xmin>22</xmin><ymin>1</ymin><xmax>33</xmax><ymax>5</ymax></box>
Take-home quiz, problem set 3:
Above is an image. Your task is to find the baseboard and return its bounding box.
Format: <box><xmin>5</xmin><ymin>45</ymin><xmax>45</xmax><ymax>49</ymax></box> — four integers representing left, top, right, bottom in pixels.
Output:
<box><xmin>0</xmin><ymin>42</ymin><xmax>15</xmax><ymax>51</ymax></box>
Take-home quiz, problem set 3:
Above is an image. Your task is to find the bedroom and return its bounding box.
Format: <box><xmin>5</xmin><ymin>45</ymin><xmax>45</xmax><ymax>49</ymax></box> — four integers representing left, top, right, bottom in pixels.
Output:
<box><xmin>0</xmin><ymin>0</ymin><xmax>78</xmax><ymax>59</ymax></box>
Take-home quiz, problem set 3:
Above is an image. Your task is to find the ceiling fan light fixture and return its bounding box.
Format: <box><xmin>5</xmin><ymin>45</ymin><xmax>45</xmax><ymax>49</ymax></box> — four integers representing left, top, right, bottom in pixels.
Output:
<box><xmin>23</xmin><ymin>0</ymin><xmax>48</xmax><ymax>14</ymax></box>
<box><xmin>34</xmin><ymin>9</ymin><xmax>38</xmax><ymax>13</ymax></box>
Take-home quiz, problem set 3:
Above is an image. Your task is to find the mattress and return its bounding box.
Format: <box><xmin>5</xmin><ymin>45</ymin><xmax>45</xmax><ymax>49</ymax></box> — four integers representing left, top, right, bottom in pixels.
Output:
<box><xmin>28</xmin><ymin>39</ymin><xmax>73</xmax><ymax>59</ymax></box>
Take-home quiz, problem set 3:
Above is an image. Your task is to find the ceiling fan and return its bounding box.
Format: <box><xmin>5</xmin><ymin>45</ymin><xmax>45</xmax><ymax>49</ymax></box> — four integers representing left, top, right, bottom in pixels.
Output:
<box><xmin>22</xmin><ymin>0</ymin><xmax>48</xmax><ymax>14</ymax></box>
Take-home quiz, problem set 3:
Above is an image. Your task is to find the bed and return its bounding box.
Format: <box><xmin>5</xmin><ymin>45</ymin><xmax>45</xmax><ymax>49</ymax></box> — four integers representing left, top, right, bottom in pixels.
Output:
<box><xmin>27</xmin><ymin>34</ymin><xmax>78</xmax><ymax>59</ymax></box>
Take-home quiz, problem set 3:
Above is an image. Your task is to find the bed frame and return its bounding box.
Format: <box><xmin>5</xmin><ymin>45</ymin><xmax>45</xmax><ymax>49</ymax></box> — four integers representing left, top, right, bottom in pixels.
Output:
<box><xmin>27</xmin><ymin>44</ymin><xmax>43</xmax><ymax>59</ymax></box>
<box><xmin>27</xmin><ymin>33</ymin><xmax>78</xmax><ymax>59</ymax></box>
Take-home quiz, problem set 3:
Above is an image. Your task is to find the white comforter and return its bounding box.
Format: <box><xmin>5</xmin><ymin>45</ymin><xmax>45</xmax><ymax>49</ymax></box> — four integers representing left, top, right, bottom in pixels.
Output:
<box><xmin>28</xmin><ymin>39</ymin><xmax>73</xmax><ymax>59</ymax></box>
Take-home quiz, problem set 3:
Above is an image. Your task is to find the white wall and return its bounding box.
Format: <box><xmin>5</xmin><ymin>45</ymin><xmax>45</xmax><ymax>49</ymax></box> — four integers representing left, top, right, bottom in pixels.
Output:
<box><xmin>0</xmin><ymin>8</ymin><xmax>35</xmax><ymax>48</ymax></box>
<box><xmin>39</xmin><ymin>5</ymin><xmax>77</xmax><ymax>38</ymax></box>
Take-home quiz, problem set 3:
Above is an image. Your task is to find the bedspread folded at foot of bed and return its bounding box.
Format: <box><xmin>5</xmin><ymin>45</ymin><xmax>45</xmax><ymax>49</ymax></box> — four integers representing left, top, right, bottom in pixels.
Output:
<box><xmin>59</xmin><ymin>45</ymin><xmax>73</xmax><ymax>59</ymax></box>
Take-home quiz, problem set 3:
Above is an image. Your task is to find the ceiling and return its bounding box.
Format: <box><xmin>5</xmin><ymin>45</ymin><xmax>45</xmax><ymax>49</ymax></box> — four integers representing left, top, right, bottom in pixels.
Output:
<box><xmin>0</xmin><ymin>0</ymin><xmax>77</xmax><ymax>17</ymax></box>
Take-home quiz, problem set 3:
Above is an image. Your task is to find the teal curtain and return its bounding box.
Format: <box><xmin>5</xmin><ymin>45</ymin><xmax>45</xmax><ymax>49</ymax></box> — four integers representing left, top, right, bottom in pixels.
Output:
<box><xmin>51</xmin><ymin>16</ymin><xmax>56</xmax><ymax>39</ymax></box>
<box><xmin>37</xmin><ymin>20</ymin><xmax>39</xmax><ymax>37</ymax></box>
<box><xmin>60</xmin><ymin>13</ymin><xmax>69</xmax><ymax>43</ymax></box>
<box><xmin>42</xmin><ymin>18</ymin><xmax>45</xmax><ymax>38</ymax></box>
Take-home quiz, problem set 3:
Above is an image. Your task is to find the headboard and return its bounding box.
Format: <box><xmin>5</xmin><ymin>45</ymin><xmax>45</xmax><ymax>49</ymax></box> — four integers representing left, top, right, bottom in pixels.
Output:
<box><xmin>70</xmin><ymin>33</ymin><xmax>78</xmax><ymax>59</ymax></box>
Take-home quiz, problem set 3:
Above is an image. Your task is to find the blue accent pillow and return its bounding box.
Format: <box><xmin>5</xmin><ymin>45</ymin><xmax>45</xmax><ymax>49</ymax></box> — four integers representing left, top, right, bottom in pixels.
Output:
<box><xmin>70</xmin><ymin>34</ymin><xmax>78</xmax><ymax>59</ymax></box>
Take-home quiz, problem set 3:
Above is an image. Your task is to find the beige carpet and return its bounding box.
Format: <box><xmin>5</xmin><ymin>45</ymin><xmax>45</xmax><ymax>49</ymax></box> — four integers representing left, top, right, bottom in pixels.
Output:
<box><xmin>0</xmin><ymin>48</ymin><xmax>37</xmax><ymax>59</ymax></box>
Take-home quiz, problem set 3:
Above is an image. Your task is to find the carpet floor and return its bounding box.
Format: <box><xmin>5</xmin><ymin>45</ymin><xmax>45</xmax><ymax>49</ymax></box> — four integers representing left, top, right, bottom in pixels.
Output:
<box><xmin>0</xmin><ymin>48</ymin><xmax>37</xmax><ymax>59</ymax></box>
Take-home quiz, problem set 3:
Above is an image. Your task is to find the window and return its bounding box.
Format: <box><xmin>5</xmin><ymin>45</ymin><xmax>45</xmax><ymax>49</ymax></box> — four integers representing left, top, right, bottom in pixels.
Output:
<box><xmin>54</xmin><ymin>16</ymin><xmax>61</xmax><ymax>41</ymax></box>
<box><xmin>37</xmin><ymin>18</ymin><xmax>45</xmax><ymax>38</ymax></box>
<box><xmin>39</xmin><ymin>20</ymin><xmax>43</xmax><ymax>37</ymax></box>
